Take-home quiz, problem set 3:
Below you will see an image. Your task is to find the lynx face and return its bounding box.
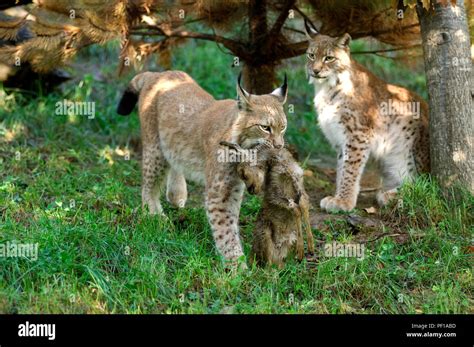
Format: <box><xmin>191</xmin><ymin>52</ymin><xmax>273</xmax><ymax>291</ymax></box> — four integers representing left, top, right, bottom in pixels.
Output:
<box><xmin>305</xmin><ymin>33</ymin><xmax>351</xmax><ymax>83</ymax></box>
<box><xmin>235</xmin><ymin>80</ymin><xmax>288</xmax><ymax>149</ymax></box>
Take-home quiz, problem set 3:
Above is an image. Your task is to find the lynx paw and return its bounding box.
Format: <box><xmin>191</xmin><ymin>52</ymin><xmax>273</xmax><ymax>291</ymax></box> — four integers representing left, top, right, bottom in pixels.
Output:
<box><xmin>143</xmin><ymin>203</ymin><xmax>165</xmax><ymax>216</ymax></box>
<box><xmin>320</xmin><ymin>196</ymin><xmax>355</xmax><ymax>212</ymax></box>
<box><xmin>376</xmin><ymin>189</ymin><xmax>398</xmax><ymax>207</ymax></box>
<box><xmin>224</xmin><ymin>257</ymin><xmax>248</xmax><ymax>272</ymax></box>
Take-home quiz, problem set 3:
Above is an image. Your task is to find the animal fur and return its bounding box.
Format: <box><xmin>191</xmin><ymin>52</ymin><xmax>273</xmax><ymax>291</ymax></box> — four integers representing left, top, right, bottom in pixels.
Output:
<box><xmin>220</xmin><ymin>141</ymin><xmax>315</xmax><ymax>267</ymax></box>
<box><xmin>117</xmin><ymin>70</ymin><xmax>288</xmax><ymax>266</ymax></box>
<box><xmin>304</xmin><ymin>20</ymin><xmax>430</xmax><ymax>212</ymax></box>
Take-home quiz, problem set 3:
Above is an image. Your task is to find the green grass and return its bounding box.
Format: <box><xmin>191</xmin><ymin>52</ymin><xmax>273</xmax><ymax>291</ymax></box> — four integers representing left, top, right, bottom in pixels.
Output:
<box><xmin>0</xmin><ymin>40</ymin><xmax>472</xmax><ymax>313</ymax></box>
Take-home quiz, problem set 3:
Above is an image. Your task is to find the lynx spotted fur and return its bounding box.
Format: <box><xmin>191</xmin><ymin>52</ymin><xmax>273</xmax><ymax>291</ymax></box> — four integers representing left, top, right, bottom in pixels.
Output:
<box><xmin>304</xmin><ymin>20</ymin><xmax>430</xmax><ymax>212</ymax></box>
<box><xmin>117</xmin><ymin>71</ymin><xmax>288</xmax><ymax>266</ymax></box>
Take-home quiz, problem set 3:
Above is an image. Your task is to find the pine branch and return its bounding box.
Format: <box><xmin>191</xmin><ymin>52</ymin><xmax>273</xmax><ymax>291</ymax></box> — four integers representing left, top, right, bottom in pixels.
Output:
<box><xmin>133</xmin><ymin>17</ymin><xmax>205</xmax><ymax>31</ymax></box>
<box><xmin>351</xmin><ymin>23</ymin><xmax>420</xmax><ymax>39</ymax></box>
<box><xmin>352</xmin><ymin>44</ymin><xmax>421</xmax><ymax>54</ymax></box>
<box><xmin>268</xmin><ymin>0</ymin><xmax>296</xmax><ymax>39</ymax></box>
<box><xmin>131</xmin><ymin>25</ymin><xmax>247</xmax><ymax>58</ymax></box>
<box><xmin>373</xmin><ymin>52</ymin><xmax>423</xmax><ymax>60</ymax></box>
<box><xmin>276</xmin><ymin>40</ymin><xmax>309</xmax><ymax>60</ymax></box>
<box><xmin>277</xmin><ymin>40</ymin><xmax>420</xmax><ymax>61</ymax></box>
<box><xmin>283</xmin><ymin>26</ymin><xmax>306</xmax><ymax>35</ymax></box>
<box><xmin>293</xmin><ymin>5</ymin><xmax>316</xmax><ymax>28</ymax></box>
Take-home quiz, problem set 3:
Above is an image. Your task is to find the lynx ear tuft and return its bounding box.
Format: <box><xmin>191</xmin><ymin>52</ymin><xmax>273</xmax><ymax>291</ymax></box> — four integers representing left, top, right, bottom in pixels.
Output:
<box><xmin>304</xmin><ymin>18</ymin><xmax>319</xmax><ymax>39</ymax></box>
<box><xmin>270</xmin><ymin>73</ymin><xmax>288</xmax><ymax>104</ymax></box>
<box><xmin>236</xmin><ymin>72</ymin><xmax>252</xmax><ymax>110</ymax></box>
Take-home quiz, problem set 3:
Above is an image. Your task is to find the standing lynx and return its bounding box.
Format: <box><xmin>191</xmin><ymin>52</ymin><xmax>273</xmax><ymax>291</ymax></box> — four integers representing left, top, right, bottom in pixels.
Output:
<box><xmin>117</xmin><ymin>71</ymin><xmax>288</xmax><ymax>266</ymax></box>
<box><xmin>304</xmin><ymin>20</ymin><xmax>430</xmax><ymax>212</ymax></box>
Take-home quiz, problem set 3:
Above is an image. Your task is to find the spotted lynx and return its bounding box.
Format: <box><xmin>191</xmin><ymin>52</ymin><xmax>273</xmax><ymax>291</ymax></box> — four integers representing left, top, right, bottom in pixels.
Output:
<box><xmin>304</xmin><ymin>20</ymin><xmax>430</xmax><ymax>212</ymax></box>
<box><xmin>117</xmin><ymin>71</ymin><xmax>288</xmax><ymax>266</ymax></box>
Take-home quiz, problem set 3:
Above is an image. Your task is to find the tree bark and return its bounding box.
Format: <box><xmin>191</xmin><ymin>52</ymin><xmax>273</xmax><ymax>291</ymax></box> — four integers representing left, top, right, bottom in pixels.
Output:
<box><xmin>416</xmin><ymin>0</ymin><xmax>474</xmax><ymax>193</ymax></box>
<box><xmin>244</xmin><ymin>0</ymin><xmax>276</xmax><ymax>94</ymax></box>
<box><xmin>242</xmin><ymin>63</ymin><xmax>276</xmax><ymax>94</ymax></box>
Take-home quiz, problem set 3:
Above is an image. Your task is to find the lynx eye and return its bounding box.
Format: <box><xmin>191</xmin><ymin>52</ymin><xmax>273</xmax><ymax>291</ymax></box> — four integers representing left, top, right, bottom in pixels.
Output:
<box><xmin>281</xmin><ymin>125</ymin><xmax>287</xmax><ymax>133</ymax></box>
<box><xmin>307</xmin><ymin>53</ymin><xmax>315</xmax><ymax>61</ymax></box>
<box><xmin>324</xmin><ymin>56</ymin><xmax>335</xmax><ymax>63</ymax></box>
<box><xmin>259</xmin><ymin>125</ymin><xmax>271</xmax><ymax>134</ymax></box>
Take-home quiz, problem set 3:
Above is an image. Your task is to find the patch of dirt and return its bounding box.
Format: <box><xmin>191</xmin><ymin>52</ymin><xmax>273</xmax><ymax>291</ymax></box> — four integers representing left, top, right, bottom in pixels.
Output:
<box><xmin>304</xmin><ymin>157</ymin><xmax>409</xmax><ymax>246</ymax></box>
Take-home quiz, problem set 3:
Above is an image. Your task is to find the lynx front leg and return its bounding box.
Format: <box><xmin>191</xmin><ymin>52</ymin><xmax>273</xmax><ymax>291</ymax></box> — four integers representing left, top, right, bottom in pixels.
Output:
<box><xmin>321</xmin><ymin>140</ymin><xmax>371</xmax><ymax>212</ymax></box>
<box><xmin>205</xmin><ymin>170</ymin><xmax>246</xmax><ymax>267</ymax></box>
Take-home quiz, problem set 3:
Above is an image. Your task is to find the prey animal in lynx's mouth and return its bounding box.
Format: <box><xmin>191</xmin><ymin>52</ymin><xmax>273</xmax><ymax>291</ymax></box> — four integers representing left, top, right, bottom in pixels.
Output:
<box><xmin>220</xmin><ymin>140</ymin><xmax>315</xmax><ymax>267</ymax></box>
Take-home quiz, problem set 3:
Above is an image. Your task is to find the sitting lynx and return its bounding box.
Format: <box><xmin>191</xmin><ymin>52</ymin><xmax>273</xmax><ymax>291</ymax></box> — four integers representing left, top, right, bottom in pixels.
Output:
<box><xmin>117</xmin><ymin>71</ymin><xmax>288</xmax><ymax>266</ymax></box>
<box><xmin>304</xmin><ymin>20</ymin><xmax>430</xmax><ymax>212</ymax></box>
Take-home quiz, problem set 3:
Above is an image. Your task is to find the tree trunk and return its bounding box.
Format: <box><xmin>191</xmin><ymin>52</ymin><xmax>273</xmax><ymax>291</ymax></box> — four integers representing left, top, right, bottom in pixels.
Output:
<box><xmin>417</xmin><ymin>0</ymin><xmax>474</xmax><ymax>193</ymax></box>
<box><xmin>244</xmin><ymin>0</ymin><xmax>277</xmax><ymax>94</ymax></box>
<box><xmin>242</xmin><ymin>63</ymin><xmax>276</xmax><ymax>95</ymax></box>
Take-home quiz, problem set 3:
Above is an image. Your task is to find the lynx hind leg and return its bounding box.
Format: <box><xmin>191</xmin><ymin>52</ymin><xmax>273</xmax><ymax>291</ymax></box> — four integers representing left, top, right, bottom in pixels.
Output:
<box><xmin>413</xmin><ymin>117</ymin><xmax>431</xmax><ymax>174</ymax></box>
<box><xmin>141</xmin><ymin>142</ymin><xmax>169</xmax><ymax>215</ymax></box>
<box><xmin>166</xmin><ymin>168</ymin><xmax>187</xmax><ymax>208</ymax></box>
<box><xmin>377</xmin><ymin>151</ymin><xmax>415</xmax><ymax>207</ymax></box>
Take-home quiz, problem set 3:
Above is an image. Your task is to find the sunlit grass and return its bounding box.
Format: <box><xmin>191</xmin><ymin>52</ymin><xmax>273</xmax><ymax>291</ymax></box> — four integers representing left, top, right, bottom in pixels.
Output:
<box><xmin>0</xmin><ymin>40</ymin><xmax>472</xmax><ymax>314</ymax></box>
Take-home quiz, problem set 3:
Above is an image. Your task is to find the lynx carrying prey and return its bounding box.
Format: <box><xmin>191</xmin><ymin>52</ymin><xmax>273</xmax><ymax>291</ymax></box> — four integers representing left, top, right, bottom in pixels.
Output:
<box><xmin>304</xmin><ymin>20</ymin><xmax>430</xmax><ymax>212</ymax></box>
<box><xmin>117</xmin><ymin>71</ymin><xmax>288</xmax><ymax>265</ymax></box>
<box><xmin>220</xmin><ymin>141</ymin><xmax>315</xmax><ymax>268</ymax></box>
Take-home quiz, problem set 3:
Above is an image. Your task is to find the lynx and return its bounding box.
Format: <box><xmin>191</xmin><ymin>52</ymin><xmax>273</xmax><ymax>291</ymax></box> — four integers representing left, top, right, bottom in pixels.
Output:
<box><xmin>304</xmin><ymin>20</ymin><xmax>430</xmax><ymax>212</ymax></box>
<box><xmin>220</xmin><ymin>141</ymin><xmax>315</xmax><ymax>267</ymax></box>
<box><xmin>117</xmin><ymin>71</ymin><xmax>288</xmax><ymax>266</ymax></box>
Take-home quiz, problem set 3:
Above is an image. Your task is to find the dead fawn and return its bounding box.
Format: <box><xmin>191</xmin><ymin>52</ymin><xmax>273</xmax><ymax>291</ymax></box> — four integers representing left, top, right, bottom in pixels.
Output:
<box><xmin>220</xmin><ymin>141</ymin><xmax>315</xmax><ymax>268</ymax></box>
